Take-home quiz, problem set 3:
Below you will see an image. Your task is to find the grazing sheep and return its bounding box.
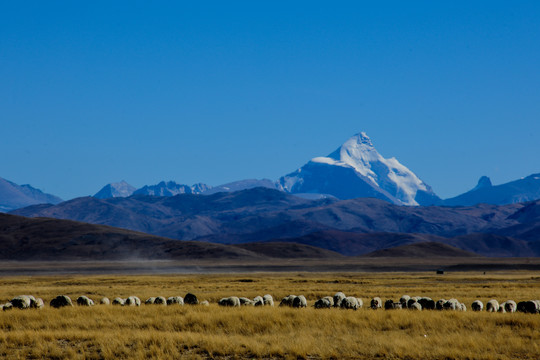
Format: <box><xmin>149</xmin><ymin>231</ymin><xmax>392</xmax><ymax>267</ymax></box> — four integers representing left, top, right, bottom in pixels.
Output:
<box><xmin>253</xmin><ymin>296</ymin><xmax>264</xmax><ymax>306</ymax></box>
<box><xmin>50</xmin><ymin>295</ymin><xmax>73</xmax><ymax>308</ymax></box>
<box><xmin>409</xmin><ymin>302</ymin><xmax>422</xmax><ymax>311</ymax></box>
<box><xmin>400</xmin><ymin>295</ymin><xmax>411</xmax><ymax>307</ymax></box>
<box><xmin>11</xmin><ymin>295</ymin><xmax>33</xmax><ymax>309</ymax></box>
<box><xmin>292</xmin><ymin>295</ymin><xmax>307</xmax><ymax>308</ymax></box>
<box><xmin>280</xmin><ymin>295</ymin><xmax>297</xmax><ymax>307</ymax></box>
<box><xmin>486</xmin><ymin>299</ymin><xmax>499</xmax><ymax>312</ymax></box>
<box><xmin>263</xmin><ymin>294</ymin><xmax>274</xmax><ymax>307</ymax></box>
<box><xmin>218</xmin><ymin>296</ymin><xmax>241</xmax><ymax>307</ymax></box>
<box><xmin>385</xmin><ymin>300</ymin><xmax>397</xmax><ymax>310</ymax></box>
<box><xmin>2</xmin><ymin>303</ymin><xmax>13</xmax><ymax>311</ymax></box>
<box><xmin>407</xmin><ymin>298</ymin><xmax>418</xmax><ymax>309</ymax></box>
<box><xmin>125</xmin><ymin>296</ymin><xmax>141</xmax><ymax>306</ymax></box>
<box><xmin>112</xmin><ymin>297</ymin><xmax>125</xmax><ymax>306</ymax></box>
<box><xmin>333</xmin><ymin>292</ymin><xmax>346</xmax><ymax>308</ymax></box>
<box><xmin>340</xmin><ymin>297</ymin><xmax>360</xmax><ymax>310</ymax></box>
<box><xmin>443</xmin><ymin>299</ymin><xmax>460</xmax><ymax>311</ymax></box>
<box><xmin>435</xmin><ymin>299</ymin><xmax>447</xmax><ymax>310</ymax></box>
<box><xmin>517</xmin><ymin>300</ymin><xmax>539</xmax><ymax>314</ymax></box>
<box><xmin>418</xmin><ymin>298</ymin><xmax>435</xmax><ymax>310</ymax></box>
<box><xmin>153</xmin><ymin>296</ymin><xmax>167</xmax><ymax>306</ymax></box>
<box><xmin>471</xmin><ymin>300</ymin><xmax>483</xmax><ymax>311</ymax></box>
<box><xmin>200</xmin><ymin>300</ymin><xmax>210</xmax><ymax>306</ymax></box>
<box><xmin>460</xmin><ymin>303</ymin><xmax>467</xmax><ymax>312</ymax></box>
<box><xmin>32</xmin><ymin>298</ymin><xmax>44</xmax><ymax>309</ymax></box>
<box><xmin>504</xmin><ymin>300</ymin><xmax>517</xmax><ymax>313</ymax></box>
<box><xmin>166</xmin><ymin>296</ymin><xmax>184</xmax><ymax>306</ymax></box>
<box><xmin>76</xmin><ymin>296</ymin><xmax>95</xmax><ymax>306</ymax></box>
<box><xmin>184</xmin><ymin>293</ymin><xmax>199</xmax><ymax>305</ymax></box>
<box><xmin>145</xmin><ymin>297</ymin><xmax>156</xmax><ymax>305</ymax></box>
<box><xmin>356</xmin><ymin>298</ymin><xmax>364</xmax><ymax>309</ymax></box>
<box><xmin>239</xmin><ymin>297</ymin><xmax>253</xmax><ymax>306</ymax></box>
<box><xmin>370</xmin><ymin>297</ymin><xmax>382</xmax><ymax>309</ymax></box>
<box><xmin>314</xmin><ymin>297</ymin><xmax>333</xmax><ymax>309</ymax></box>
<box><xmin>100</xmin><ymin>297</ymin><xmax>110</xmax><ymax>305</ymax></box>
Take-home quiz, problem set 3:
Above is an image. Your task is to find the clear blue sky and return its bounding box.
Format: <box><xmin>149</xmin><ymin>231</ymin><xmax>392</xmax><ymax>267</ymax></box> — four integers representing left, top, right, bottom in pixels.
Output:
<box><xmin>1</xmin><ymin>1</ymin><xmax>539</xmax><ymax>200</ymax></box>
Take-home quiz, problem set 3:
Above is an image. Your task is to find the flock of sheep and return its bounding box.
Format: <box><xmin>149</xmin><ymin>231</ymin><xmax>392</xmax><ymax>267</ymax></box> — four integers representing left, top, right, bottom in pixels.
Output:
<box><xmin>1</xmin><ymin>292</ymin><xmax>539</xmax><ymax>314</ymax></box>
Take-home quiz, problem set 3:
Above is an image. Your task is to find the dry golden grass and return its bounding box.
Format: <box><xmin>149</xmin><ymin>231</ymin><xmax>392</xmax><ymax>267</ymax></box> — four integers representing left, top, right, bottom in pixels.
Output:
<box><xmin>0</xmin><ymin>271</ymin><xmax>539</xmax><ymax>359</ymax></box>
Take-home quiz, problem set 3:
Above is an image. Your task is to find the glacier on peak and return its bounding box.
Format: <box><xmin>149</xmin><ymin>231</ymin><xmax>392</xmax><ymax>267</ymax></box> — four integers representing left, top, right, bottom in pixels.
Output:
<box><xmin>93</xmin><ymin>181</ymin><xmax>136</xmax><ymax>199</ymax></box>
<box><xmin>278</xmin><ymin>132</ymin><xmax>440</xmax><ymax>206</ymax></box>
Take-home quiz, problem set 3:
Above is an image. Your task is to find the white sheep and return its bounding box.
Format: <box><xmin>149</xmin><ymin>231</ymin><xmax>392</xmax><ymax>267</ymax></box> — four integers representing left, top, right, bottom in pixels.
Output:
<box><xmin>218</xmin><ymin>296</ymin><xmax>241</xmax><ymax>307</ymax></box>
<box><xmin>333</xmin><ymin>292</ymin><xmax>346</xmax><ymax>308</ymax></box>
<box><xmin>486</xmin><ymin>299</ymin><xmax>499</xmax><ymax>312</ymax></box>
<box><xmin>471</xmin><ymin>300</ymin><xmax>483</xmax><ymax>311</ymax></box>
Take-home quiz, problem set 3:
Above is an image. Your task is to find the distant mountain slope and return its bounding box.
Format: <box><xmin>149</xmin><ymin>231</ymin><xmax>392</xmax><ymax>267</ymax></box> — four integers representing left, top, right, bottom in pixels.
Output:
<box><xmin>0</xmin><ymin>177</ymin><xmax>62</xmax><ymax>212</ymax></box>
<box><xmin>133</xmin><ymin>181</ymin><xmax>210</xmax><ymax>196</ymax></box>
<box><xmin>278</xmin><ymin>132</ymin><xmax>440</xmax><ymax>205</ymax></box>
<box><xmin>202</xmin><ymin>179</ymin><xmax>279</xmax><ymax>195</ymax></box>
<box><xmin>362</xmin><ymin>242</ymin><xmax>479</xmax><ymax>258</ymax></box>
<box><xmin>94</xmin><ymin>181</ymin><xmax>136</xmax><ymax>199</ymax></box>
<box><xmin>443</xmin><ymin>174</ymin><xmax>540</xmax><ymax>206</ymax></box>
<box><xmin>0</xmin><ymin>213</ymin><xmax>345</xmax><ymax>261</ymax></box>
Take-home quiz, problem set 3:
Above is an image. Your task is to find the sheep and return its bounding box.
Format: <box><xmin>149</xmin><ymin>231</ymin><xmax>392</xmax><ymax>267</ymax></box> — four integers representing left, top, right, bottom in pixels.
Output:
<box><xmin>498</xmin><ymin>303</ymin><xmax>506</xmax><ymax>313</ymax></box>
<box><xmin>263</xmin><ymin>294</ymin><xmax>274</xmax><ymax>307</ymax></box>
<box><xmin>200</xmin><ymin>300</ymin><xmax>210</xmax><ymax>306</ymax></box>
<box><xmin>100</xmin><ymin>297</ymin><xmax>110</xmax><ymax>305</ymax></box>
<box><xmin>76</xmin><ymin>296</ymin><xmax>95</xmax><ymax>306</ymax></box>
<box><xmin>314</xmin><ymin>297</ymin><xmax>333</xmax><ymax>309</ymax></box>
<box><xmin>32</xmin><ymin>298</ymin><xmax>44</xmax><ymax>309</ymax></box>
<box><xmin>460</xmin><ymin>303</ymin><xmax>467</xmax><ymax>312</ymax></box>
<box><xmin>184</xmin><ymin>293</ymin><xmax>199</xmax><ymax>305</ymax></box>
<box><xmin>252</xmin><ymin>296</ymin><xmax>264</xmax><ymax>306</ymax></box>
<box><xmin>356</xmin><ymin>298</ymin><xmax>364</xmax><ymax>309</ymax></box>
<box><xmin>517</xmin><ymin>300</ymin><xmax>539</xmax><ymax>314</ymax></box>
<box><xmin>50</xmin><ymin>295</ymin><xmax>73</xmax><ymax>308</ymax></box>
<box><xmin>333</xmin><ymin>292</ymin><xmax>346</xmax><ymax>308</ymax></box>
<box><xmin>504</xmin><ymin>300</ymin><xmax>517</xmax><ymax>313</ymax></box>
<box><xmin>471</xmin><ymin>300</ymin><xmax>483</xmax><ymax>311</ymax></box>
<box><xmin>435</xmin><ymin>299</ymin><xmax>446</xmax><ymax>310</ymax></box>
<box><xmin>218</xmin><ymin>296</ymin><xmax>241</xmax><ymax>307</ymax></box>
<box><xmin>407</xmin><ymin>298</ymin><xmax>418</xmax><ymax>309</ymax></box>
<box><xmin>10</xmin><ymin>295</ymin><xmax>33</xmax><ymax>309</ymax></box>
<box><xmin>370</xmin><ymin>297</ymin><xmax>382</xmax><ymax>309</ymax></box>
<box><xmin>486</xmin><ymin>299</ymin><xmax>499</xmax><ymax>312</ymax></box>
<box><xmin>153</xmin><ymin>296</ymin><xmax>167</xmax><ymax>305</ymax></box>
<box><xmin>384</xmin><ymin>299</ymin><xmax>393</xmax><ymax>310</ymax></box>
<box><xmin>280</xmin><ymin>295</ymin><xmax>297</xmax><ymax>307</ymax></box>
<box><xmin>239</xmin><ymin>297</ymin><xmax>253</xmax><ymax>306</ymax></box>
<box><xmin>340</xmin><ymin>297</ymin><xmax>359</xmax><ymax>310</ymax></box>
<box><xmin>400</xmin><ymin>295</ymin><xmax>411</xmax><ymax>308</ymax></box>
<box><xmin>443</xmin><ymin>299</ymin><xmax>460</xmax><ymax>311</ymax></box>
<box><xmin>418</xmin><ymin>297</ymin><xmax>435</xmax><ymax>310</ymax></box>
<box><xmin>125</xmin><ymin>296</ymin><xmax>141</xmax><ymax>306</ymax></box>
<box><xmin>167</xmin><ymin>296</ymin><xmax>184</xmax><ymax>306</ymax></box>
<box><xmin>292</xmin><ymin>295</ymin><xmax>307</xmax><ymax>308</ymax></box>
<box><xmin>112</xmin><ymin>297</ymin><xmax>125</xmax><ymax>306</ymax></box>
<box><xmin>2</xmin><ymin>303</ymin><xmax>13</xmax><ymax>311</ymax></box>
<box><xmin>145</xmin><ymin>297</ymin><xmax>156</xmax><ymax>305</ymax></box>
<box><xmin>409</xmin><ymin>302</ymin><xmax>422</xmax><ymax>311</ymax></box>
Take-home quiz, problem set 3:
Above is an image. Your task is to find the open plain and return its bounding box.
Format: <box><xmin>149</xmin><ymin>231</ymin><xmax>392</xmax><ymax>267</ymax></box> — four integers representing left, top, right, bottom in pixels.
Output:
<box><xmin>0</xmin><ymin>268</ymin><xmax>539</xmax><ymax>359</ymax></box>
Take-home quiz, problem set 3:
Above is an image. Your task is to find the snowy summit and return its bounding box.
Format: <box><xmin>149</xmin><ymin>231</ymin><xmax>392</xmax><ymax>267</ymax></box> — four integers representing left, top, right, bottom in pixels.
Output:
<box><xmin>279</xmin><ymin>132</ymin><xmax>440</xmax><ymax>205</ymax></box>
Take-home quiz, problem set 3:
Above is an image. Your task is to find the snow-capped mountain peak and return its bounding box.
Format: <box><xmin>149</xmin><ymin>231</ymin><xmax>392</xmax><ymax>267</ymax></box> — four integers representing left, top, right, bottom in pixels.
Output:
<box><xmin>279</xmin><ymin>132</ymin><xmax>440</xmax><ymax>206</ymax></box>
<box><xmin>94</xmin><ymin>181</ymin><xmax>136</xmax><ymax>199</ymax></box>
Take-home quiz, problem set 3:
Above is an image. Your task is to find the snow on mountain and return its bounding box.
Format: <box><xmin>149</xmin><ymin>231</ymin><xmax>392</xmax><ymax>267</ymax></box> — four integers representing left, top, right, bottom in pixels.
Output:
<box><xmin>94</xmin><ymin>181</ymin><xmax>136</xmax><ymax>199</ymax></box>
<box><xmin>133</xmin><ymin>181</ymin><xmax>211</xmax><ymax>196</ymax></box>
<box><xmin>278</xmin><ymin>132</ymin><xmax>440</xmax><ymax>206</ymax></box>
<box><xmin>202</xmin><ymin>179</ymin><xmax>280</xmax><ymax>195</ymax></box>
<box><xmin>0</xmin><ymin>177</ymin><xmax>63</xmax><ymax>212</ymax></box>
<box><xmin>443</xmin><ymin>174</ymin><xmax>540</xmax><ymax>206</ymax></box>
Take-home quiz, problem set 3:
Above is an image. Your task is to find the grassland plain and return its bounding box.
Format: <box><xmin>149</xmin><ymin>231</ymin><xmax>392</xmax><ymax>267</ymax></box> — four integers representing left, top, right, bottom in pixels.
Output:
<box><xmin>0</xmin><ymin>271</ymin><xmax>539</xmax><ymax>359</ymax></box>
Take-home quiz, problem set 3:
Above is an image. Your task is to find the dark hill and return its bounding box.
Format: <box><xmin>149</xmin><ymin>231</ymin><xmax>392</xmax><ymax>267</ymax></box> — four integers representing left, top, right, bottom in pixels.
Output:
<box><xmin>0</xmin><ymin>213</ymin><xmax>344</xmax><ymax>261</ymax></box>
<box><xmin>233</xmin><ymin>242</ymin><xmax>343</xmax><ymax>259</ymax></box>
<box><xmin>362</xmin><ymin>242</ymin><xmax>479</xmax><ymax>258</ymax></box>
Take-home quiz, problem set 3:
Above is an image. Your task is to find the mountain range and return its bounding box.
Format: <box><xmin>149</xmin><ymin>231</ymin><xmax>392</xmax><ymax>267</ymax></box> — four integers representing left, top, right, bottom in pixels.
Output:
<box><xmin>10</xmin><ymin>186</ymin><xmax>540</xmax><ymax>257</ymax></box>
<box><xmin>3</xmin><ymin>132</ymin><xmax>540</xmax><ymax>212</ymax></box>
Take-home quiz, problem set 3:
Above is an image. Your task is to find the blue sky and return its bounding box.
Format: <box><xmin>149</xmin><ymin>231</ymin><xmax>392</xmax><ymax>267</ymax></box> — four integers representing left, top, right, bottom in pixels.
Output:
<box><xmin>1</xmin><ymin>1</ymin><xmax>539</xmax><ymax>200</ymax></box>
